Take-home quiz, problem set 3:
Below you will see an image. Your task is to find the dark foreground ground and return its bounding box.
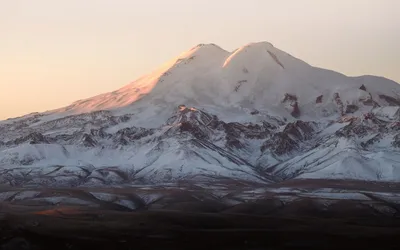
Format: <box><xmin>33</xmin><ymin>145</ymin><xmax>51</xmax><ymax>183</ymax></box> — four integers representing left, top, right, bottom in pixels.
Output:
<box><xmin>1</xmin><ymin>179</ymin><xmax>400</xmax><ymax>249</ymax></box>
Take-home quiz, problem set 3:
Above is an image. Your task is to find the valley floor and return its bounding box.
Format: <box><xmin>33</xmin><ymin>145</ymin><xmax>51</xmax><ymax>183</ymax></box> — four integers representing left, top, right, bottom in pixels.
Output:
<box><xmin>1</xmin><ymin>179</ymin><xmax>400</xmax><ymax>249</ymax></box>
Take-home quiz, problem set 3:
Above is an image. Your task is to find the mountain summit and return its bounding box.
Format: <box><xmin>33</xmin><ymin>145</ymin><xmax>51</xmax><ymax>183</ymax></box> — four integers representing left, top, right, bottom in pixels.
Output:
<box><xmin>1</xmin><ymin>42</ymin><xmax>399</xmax><ymax>186</ymax></box>
<box><xmin>49</xmin><ymin>41</ymin><xmax>400</xmax><ymax>127</ymax></box>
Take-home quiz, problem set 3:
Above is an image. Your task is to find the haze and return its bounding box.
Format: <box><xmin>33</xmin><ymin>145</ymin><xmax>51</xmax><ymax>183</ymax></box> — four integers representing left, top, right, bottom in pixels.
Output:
<box><xmin>1</xmin><ymin>0</ymin><xmax>399</xmax><ymax>120</ymax></box>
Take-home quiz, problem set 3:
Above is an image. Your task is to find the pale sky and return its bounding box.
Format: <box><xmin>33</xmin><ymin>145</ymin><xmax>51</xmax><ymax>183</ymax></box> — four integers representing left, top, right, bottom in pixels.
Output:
<box><xmin>1</xmin><ymin>0</ymin><xmax>399</xmax><ymax>120</ymax></box>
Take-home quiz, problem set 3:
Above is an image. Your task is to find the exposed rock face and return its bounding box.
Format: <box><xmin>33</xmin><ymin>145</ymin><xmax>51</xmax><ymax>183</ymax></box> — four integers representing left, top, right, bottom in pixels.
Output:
<box><xmin>380</xmin><ymin>94</ymin><xmax>400</xmax><ymax>106</ymax></box>
<box><xmin>261</xmin><ymin>132</ymin><xmax>298</xmax><ymax>155</ymax></box>
<box><xmin>360</xmin><ymin>92</ymin><xmax>379</xmax><ymax>107</ymax></box>
<box><xmin>13</xmin><ymin>132</ymin><xmax>50</xmax><ymax>145</ymax></box>
<box><xmin>0</xmin><ymin>104</ymin><xmax>399</xmax><ymax>185</ymax></box>
<box><xmin>1</xmin><ymin>41</ymin><xmax>400</xmax><ymax>185</ymax></box>
<box><xmin>267</xmin><ymin>50</ymin><xmax>285</xmax><ymax>69</ymax></box>
<box><xmin>361</xmin><ymin>134</ymin><xmax>383</xmax><ymax>149</ymax></box>
<box><xmin>261</xmin><ymin>121</ymin><xmax>316</xmax><ymax>155</ymax></box>
<box><xmin>282</xmin><ymin>93</ymin><xmax>297</xmax><ymax>103</ymax></box>
<box><xmin>316</xmin><ymin>95</ymin><xmax>323</xmax><ymax>104</ymax></box>
<box><xmin>283</xmin><ymin>121</ymin><xmax>316</xmax><ymax>140</ymax></box>
<box><xmin>250</xmin><ymin>109</ymin><xmax>260</xmax><ymax>115</ymax></box>
<box><xmin>336</xmin><ymin>120</ymin><xmax>374</xmax><ymax>138</ymax></box>
<box><xmin>333</xmin><ymin>93</ymin><xmax>345</xmax><ymax>116</ymax></box>
<box><xmin>81</xmin><ymin>134</ymin><xmax>97</xmax><ymax>147</ymax></box>
<box><xmin>179</xmin><ymin>121</ymin><xmax>210</xmax><ymax>140</ymax></box>
<box><xmin>345</xmin><ymin>104</ymin><xmax>359</xmax><ymax>114</ymax></box>
<box><xmin>224</xmin><ymin>122</ymin><xmax>271</xmax><ymax>150</ymax></box>
<box><xmin>90</xmin><ymin>128</ymin><xmax>110</xmax><ymax>139</ymax></box>
<box><xmin>115</xmin><ymin>127</ymin><xmax>154</xmax><ymax>144</ymax></box>
<box><xmin>166</xmin><ymin>105</ymin><xmax>214</xmax><ymax>127</ymax></box>
<box><xmin>393</xmin><ymin>134</ymin><xmax>400</xmax><ymax>148</ymax></box>
<box><xmin>291</xmin><ymin>102</ymin><xmax>301</xmax><ymax>118</ymax></box>
<box><xmin>282</xmin><ymin>94</ymin><xmax>300</xmax><ymax>118</ymax></box>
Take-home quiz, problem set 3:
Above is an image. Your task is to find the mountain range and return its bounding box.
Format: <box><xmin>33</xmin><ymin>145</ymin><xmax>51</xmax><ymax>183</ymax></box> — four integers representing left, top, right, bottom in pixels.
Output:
<box><xmin>1</xmin><ymin>41</ymin><xmax>399</xmax><ymax>187</ymax></box>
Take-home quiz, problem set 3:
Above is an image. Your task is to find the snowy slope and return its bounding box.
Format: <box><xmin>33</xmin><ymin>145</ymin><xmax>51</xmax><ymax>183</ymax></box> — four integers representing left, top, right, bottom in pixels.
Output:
<box><xmin>32</xmin><ymin>41</ymin><xmax>400</xmax><ymax>127</ymax></box>
<box><xmin>0</xmin><ymin>41</ymin><xmax>399</xmax><ymax>186</ymax></box>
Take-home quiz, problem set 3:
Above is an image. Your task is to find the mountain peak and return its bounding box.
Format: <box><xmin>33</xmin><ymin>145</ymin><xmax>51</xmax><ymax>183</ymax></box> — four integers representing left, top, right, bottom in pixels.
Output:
<box><xmin>242</xmin><ymin>41</ymin><xmax>274</xmax><ymax>49</ymax></box>
<box><xmin>34</xmin><ymin>41</ymin><xmax>400</xmax><ymax>126</ymax></box>
<box><xmin>192</xmin><ymin>43</ymin><xmax>223</xmax><ymax>50</ymax></box>
<box><xmin>222</xmin><ymin>41</ymin><xmax>281</xmax><ymax>69</ymax></box>
<box><xmin>1</xmin><ymin>41</ymin><xmax>400</xmax><ymax>185</ymax></box>
<box><xmin>177</xmin><ymin>43</ymin><xmax>229</xmax><ymax>61</ymax></box>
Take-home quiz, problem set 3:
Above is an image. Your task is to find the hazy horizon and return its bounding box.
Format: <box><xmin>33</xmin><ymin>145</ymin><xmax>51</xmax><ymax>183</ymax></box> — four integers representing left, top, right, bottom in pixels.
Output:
<box><xmin>1</xmin><ymin>0</ymin><xmax>399</xmax><ymax>120</ymax></box>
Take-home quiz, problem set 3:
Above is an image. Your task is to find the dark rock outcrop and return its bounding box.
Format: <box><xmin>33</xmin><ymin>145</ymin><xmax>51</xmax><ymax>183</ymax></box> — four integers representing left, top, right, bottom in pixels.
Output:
<box><xmin>250</xmin><ymin>109</ymin><xmax>260</xmax><ymax>115</ymax></box>
<box><xmin>282</xmin><ymin>93</ymin><xmax>297</xmax><ymax>103</ymax></box>
<box><xmin>115</xmin><ymin>127</ymin><xmax>154</xmax><ymax>142</ymax></box>
<box><xmin>223</xmin><ymin>122</ymin><xmax>272</xmax><ymax>149</ymax></box>
<box><xmin>90</xmin><ymin>128</ymin><xmax>110</xmax><ymax>139</ymax></box>
<box><xmin>360</xmin><ymin>93</ymin><xmax>379</xmax><ymax>107</ymax></box>
<box><xmin>345</xmin><ymin>104</ymin><xmax>359</xmax><ymax>114</ymax></box>
<box><xmin>336</xmin><ymin>121</ymin><xmax>373</xmax><ymax>138</ymax></box>
<box><xmin>333</xmin><ymin>93</ymin><xmax>344</xmax><ymax>116</ymax></box>
<box><xmin>291</xmin><ymin>102</ymin><xmax>301</xmax><ymax>118</ymax></box>
<box><xmin>316</xmin><ymin>95</ymin><xmax>323</xmax><ymax>104</ymax></box>
<box><xmin>282</xmin><ymin>94</ymin><xmax>301</xmax><ymax>118</ymax></box>
<box><xmin>361</xmin><ymin>134</ymin><xmax>382</xmax><ymax>148</ymax></box>
<box><xmin>379</xmin><ymin>94</ymin><xmax>400</xmax><ymax>106</ymax></box>
<box><xmin>267</xmin><ymin>50</ymin><xmax>285</xmax><ymax>69</ymax></box>
<box><xmin>261</xmin><ymin>121</ymin><xmax>316</xmax><ymax>155</ymax></box>
<box><xmin>283</xmin><ymin>121</ymin><xmax>316</xmax><ymax>140</ymax></box>
<box><xmin>81</xmin><ymin>134</ymin><xmax>97</xmax><ymax>147</ymax></box>
<box><xmin>261</xmin><ymin>132</ymin><xmax>298</xmax><ymax>155</ymax></box>
<box><xmin>393</xmin><ymin>134</ymin><xmax>400</xmax><ymax>148</ymax></box>
<box><xmin>179</xmin><ymin>121</ymin><xmax>209</xmax><ymax>140</ymax></box>
<box><xmin>13</xmin><ymin>132</ymin><xmax>50</xmax><ymax>145</ymax></box>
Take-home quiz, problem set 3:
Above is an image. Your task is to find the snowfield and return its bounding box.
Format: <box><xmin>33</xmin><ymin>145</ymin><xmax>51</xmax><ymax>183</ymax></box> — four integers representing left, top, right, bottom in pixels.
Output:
<box><xmin>0</xmin><ymin>41</ymin><xmax>399</xmax><ymax>186</ymax></box>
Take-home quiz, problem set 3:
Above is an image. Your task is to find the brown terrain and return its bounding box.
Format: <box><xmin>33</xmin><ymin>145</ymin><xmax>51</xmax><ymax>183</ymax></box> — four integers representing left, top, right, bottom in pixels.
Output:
<box><xmin>1</xmin><ymin>179</ymin><xmax>400</xmax><ymax>249</ymax></box>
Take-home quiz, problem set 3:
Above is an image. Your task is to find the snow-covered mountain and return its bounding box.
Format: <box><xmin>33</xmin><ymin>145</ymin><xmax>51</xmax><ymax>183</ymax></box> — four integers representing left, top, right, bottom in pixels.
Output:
<box><xmin>1</xmin><ymin>42</ymin><xmax>400</xmax><ymax>186</ymax></box>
